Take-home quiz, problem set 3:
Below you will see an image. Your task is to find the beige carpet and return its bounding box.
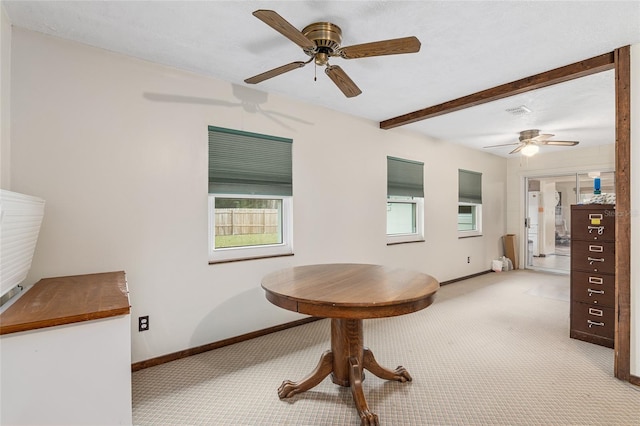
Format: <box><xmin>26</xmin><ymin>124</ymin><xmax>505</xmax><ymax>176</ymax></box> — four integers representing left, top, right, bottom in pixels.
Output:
<box><xmin>132</xmin><ymin>270</ymin><xmax>640</xmax><ymax>425</ymax></box>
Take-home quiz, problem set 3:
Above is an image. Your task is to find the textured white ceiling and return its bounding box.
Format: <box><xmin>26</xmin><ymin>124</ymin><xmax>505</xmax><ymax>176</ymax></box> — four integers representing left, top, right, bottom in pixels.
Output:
<box><xmin>4</xmin><ymin>1</ymin><xmax>640</xmax><ymax>157</ymax></box>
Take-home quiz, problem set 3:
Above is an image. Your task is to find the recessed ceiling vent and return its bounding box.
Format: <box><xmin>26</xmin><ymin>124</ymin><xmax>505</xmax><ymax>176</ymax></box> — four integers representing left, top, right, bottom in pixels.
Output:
<box><xmin>505</xmin><ymin>105</ymin><xmax>532</xmax><ymax>115</ymax></box>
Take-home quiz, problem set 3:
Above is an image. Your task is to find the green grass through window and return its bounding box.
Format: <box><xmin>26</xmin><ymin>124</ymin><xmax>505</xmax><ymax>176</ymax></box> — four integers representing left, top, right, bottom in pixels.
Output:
<box><xmin>215</xmin><ymin>233</ymin><xmax>280</xmax><ymax>249</ymax></box>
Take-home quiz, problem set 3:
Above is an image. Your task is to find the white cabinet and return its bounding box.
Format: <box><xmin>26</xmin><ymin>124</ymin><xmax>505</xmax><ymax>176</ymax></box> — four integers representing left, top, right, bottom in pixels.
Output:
<box><xmin>0</xmin><ymin>272</ymin><xmax>132</xmax><ymax>425</ymax></box>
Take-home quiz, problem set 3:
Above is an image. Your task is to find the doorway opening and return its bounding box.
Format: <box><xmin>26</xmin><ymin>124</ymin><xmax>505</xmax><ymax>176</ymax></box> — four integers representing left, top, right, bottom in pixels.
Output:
<box><xmin>525</xmin><ymin>171</ymin><xmax>615</xmax><ymax>273</ymax></box>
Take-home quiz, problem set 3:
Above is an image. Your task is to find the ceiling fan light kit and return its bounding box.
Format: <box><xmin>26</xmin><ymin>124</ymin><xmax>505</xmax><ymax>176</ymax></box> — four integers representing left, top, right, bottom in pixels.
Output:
<box><xmin>244</xmin><ymin>10</ymin><xmax>421</xmax><ymax>98</ymax></box>
<box><xmin>483</xmin><ymin>129</ymin><xmax>580</xmax><ymax>156</ymax></box>
<box><xmin>520</xmin><ymin>144</ymin><xmax>539</xmax><ymax>157</ymax></box>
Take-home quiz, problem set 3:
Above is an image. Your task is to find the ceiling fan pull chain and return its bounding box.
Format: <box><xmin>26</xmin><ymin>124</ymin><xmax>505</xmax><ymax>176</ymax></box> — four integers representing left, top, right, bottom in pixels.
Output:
<box><xmin>314</xmin><ymin>62</ymin><xmax>317</xmax><ymax>81</ymax></box>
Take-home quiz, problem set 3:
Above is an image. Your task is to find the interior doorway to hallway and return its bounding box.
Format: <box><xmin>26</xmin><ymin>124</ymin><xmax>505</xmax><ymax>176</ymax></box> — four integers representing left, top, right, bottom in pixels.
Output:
<box><xmin>524</xmin><ymin>171</ymin><xmax>615</xmax><ymax>273</ymax></box>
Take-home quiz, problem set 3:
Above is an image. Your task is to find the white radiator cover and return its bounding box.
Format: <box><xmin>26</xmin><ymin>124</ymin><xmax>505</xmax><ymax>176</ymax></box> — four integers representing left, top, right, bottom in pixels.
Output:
<box><xmin>0</xmin><ymin>190</ymin><xmax>45</xmax><ymax>298</ymax></box>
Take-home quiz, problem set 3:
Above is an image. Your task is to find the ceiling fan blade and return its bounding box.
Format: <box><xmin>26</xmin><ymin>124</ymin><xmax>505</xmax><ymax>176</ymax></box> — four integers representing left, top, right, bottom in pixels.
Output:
<box><xmin>483</xmin><ymin>142</ymin><xmax>519</xmax><ymax>148</ymax></box>
<box><xmin>339</xmin><ymin>36</ymin><xmax>421</xmax><ymax>59</ymax></box>
<box><xmin>540</xmin><ymin>140</ymin><xmax>580</xmax><ymax>146</ymax></box>
<box><xmin>244</xmin><ymin>61</ymin><xmax>308</xmax><ymax>84</ymax></box>
<box><xmin>531</xmin><ymin>133</ymin><xmax>554</xmax><ymax>141</ymax></box>
<box><xmin>252</xmin><ymin>10</ymin><xmax>316</xmax><ymax>51</ymax></box>
<box><xmin>325</xmin><ymin>65</ymin><xmax>362</xmax><ymax>98</ymax></box>
<box><xmin>509</xmin><ymin>145</ymin><xmax>524</xmax><ymax>154</ymax></box>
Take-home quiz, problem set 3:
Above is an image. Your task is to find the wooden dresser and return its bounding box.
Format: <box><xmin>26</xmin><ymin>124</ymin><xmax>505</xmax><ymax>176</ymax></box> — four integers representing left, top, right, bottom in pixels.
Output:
<box><xmin>570</xmin><ymin>204</ymin><xmax>615</xmax><ymax>348</ymax></box>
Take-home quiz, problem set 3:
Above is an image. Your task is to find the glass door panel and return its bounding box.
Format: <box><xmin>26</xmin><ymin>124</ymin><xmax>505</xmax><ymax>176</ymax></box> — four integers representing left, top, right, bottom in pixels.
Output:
<box><xmin>525</xmin><ymin>171</ymin><xmax>615</xmax><ymax>273</ymax></box>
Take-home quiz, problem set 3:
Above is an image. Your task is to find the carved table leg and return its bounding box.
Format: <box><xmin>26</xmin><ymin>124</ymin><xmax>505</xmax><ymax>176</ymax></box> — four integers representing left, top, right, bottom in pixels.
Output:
<box><xmin>349</xmin><ymin>357</ymin><xmax>379</xmax><ymax>426</ymax></box>
<box><xmin>363</xmin><ymin>347</ymin><xmax>412</xmax><ymax>382</ymax></box>
<box><xmin>278</xmin><ymin>350</ymin><xmax>334</xmax><ymax>399</ymax></box>
<box><xmin>277</xmin><ymin>318</ymin><xmax>411</xmax><ymax>425</ymax></box>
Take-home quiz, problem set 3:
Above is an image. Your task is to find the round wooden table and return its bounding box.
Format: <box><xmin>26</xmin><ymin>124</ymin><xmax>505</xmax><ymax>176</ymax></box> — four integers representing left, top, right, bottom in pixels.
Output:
<box><xmin>261</xmin><ymin>263</ymin><xmax>439</xmax><ymax>426</ymax></box>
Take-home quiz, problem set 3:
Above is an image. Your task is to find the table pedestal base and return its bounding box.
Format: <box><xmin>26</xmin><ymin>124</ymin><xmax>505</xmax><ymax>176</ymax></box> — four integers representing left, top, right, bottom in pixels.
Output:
<box><xmin>277</xmin><ymin>319</ymin><xmax>412</xmax><ymax>426</ymax></box>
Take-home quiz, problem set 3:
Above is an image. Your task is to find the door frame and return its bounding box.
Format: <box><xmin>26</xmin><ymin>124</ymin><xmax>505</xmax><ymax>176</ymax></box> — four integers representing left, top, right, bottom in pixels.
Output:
<box><xmin>381</xmin><ymin>47</ymin><xmax>632</xmax><ymax>382</ymax></box>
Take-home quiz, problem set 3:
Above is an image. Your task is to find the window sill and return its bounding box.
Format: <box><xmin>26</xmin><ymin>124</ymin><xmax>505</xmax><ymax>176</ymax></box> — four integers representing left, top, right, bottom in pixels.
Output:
<box><xmin>387</xmin><ymin>239</ymin><xmax>425</xmax><ymax>246</ymax></box>
<box><xmin>209</xmin><ymin>253</ymin><xmax>293</xmax><ymax>265</ymax></box>
<box><xmin>458</xmin><ymin>233</ymin><xmax>483</xmax><ymax>239</ymax></box>
<box><xmin>209</xmin><ymin>252</ymin><xmax>294</xmax><ymax>265</ymax></box>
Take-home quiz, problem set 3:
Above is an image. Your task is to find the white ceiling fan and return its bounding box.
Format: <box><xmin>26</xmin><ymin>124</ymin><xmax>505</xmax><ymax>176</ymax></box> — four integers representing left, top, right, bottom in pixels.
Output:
<box><xmin>484</xmin><ymin>129</ymin><xmax>579</xmax><ymax>156</ymax></box>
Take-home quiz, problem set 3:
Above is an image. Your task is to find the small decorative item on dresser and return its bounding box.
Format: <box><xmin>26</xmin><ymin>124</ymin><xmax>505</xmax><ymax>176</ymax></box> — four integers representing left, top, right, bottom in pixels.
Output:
<box><xmin>569</xmin><ymin>204</ymin><xmax>615</xmax><ymax>348</ymax></box>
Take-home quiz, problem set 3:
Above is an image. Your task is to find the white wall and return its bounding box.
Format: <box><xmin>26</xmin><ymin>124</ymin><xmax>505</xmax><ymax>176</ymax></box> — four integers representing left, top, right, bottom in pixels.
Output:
<box><xmin>0</xmin><ymin>2</ymin><xmax>11</xmax><ymax>190</ymax></box>
<box><xmin>630</xmin><ymin>43</ymin><xmax>639</xmax><ymax>377</ymax></box>
<box><xmin>9</xmin><ymin>29</ymin><xmax>506</xmax><ymax>363</ymax></box>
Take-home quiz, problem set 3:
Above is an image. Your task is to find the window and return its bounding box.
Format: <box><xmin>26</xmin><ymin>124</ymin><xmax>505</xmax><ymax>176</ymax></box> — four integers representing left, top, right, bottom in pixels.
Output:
<box><xmin>208</xmin><ymin>126</ymin><xmax>293</xmax><ymax>262</ymax></box>
<box><xmin>387</xmin><ymin>156</ymin><xmax>424</xmax><ymax>244</ymax></box>
<box><xmin>458</xmin><ymin>169</ymin><xmax>482</xmax><ymax>237</ymax></box>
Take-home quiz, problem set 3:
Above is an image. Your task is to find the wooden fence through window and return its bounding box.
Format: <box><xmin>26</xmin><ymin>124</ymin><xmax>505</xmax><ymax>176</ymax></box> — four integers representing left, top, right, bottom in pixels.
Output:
<box><xmin>215</xmin><ymin>209</ymin><xmax>278</xmax><ymax>235</ymax></box>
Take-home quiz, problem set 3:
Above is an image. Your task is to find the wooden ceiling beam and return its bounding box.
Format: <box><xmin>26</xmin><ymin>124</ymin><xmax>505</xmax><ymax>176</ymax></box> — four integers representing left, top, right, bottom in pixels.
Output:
<box><xmin>379</xmin><ymin>51</ymin><xmax>615</xmax><ymax>130</ymax></box>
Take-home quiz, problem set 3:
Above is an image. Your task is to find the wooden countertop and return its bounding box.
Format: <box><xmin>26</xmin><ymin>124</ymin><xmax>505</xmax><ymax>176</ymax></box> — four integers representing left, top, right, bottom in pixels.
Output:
<box><xmin>0</xmin><ymin>271</ymin><xmax>130</xmax><ymax>335</ymax></box>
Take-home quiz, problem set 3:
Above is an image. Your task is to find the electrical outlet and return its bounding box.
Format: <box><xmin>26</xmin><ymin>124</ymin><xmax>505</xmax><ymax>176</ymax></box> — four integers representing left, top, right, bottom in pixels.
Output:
<box><xmin>467</xmin><ymin>256</ymin><xmax>471</xmax><ymax>264</ymax></box>
<box><xmin>138</xmin><ymin>316</ymin><xmax>149</xmax><ymax>332</ymax></box>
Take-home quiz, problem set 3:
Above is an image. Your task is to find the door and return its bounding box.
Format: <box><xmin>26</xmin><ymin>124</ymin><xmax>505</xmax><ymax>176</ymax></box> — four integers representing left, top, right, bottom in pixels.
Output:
<box><xmin>525</xmin><ymin>175</ymin><xmax>576</xmax><ymax>272</ymax></box>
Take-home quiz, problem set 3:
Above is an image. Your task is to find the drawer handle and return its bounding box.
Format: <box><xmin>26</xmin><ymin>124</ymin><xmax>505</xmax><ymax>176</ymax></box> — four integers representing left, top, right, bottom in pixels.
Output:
<box><xmin>589</xmin><ymin>245</ymin><xmax>603</xmax><ymax>252</ymax></box>
<box><xmin>589</xmin><ymin>214</ymin><xmax>603</xmax><ymax>220</ymax></box>
<box><xmin>588</xmin><ymin>308</ymin><xmax>603</xmax><ymax>317</ymax></box>
<box><xmin>588</xmin><ymin>320</ymin><xmax>605</xmax><ymax>328</ymax></box>
<box><xmin>588</xmin><ymin>288</ymin><xmax>605</xmax><ymax>296</ymax></box>
<box><xmin>588</xmin><ymin>225</ymin><xmax>604</xmax><ymax>235</ymax></box>
<box><xmin>588</xmin><ymin>276</ymin><xmax>604</xmax><ymax>285</ymax></box>
<box><xmin>588</xmin><ymin>257</ymin><xmax>604</xmax><ymax>264</ymax></box>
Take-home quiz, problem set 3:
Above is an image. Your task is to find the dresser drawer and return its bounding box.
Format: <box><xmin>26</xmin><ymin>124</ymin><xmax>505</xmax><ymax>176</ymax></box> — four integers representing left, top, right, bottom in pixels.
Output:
<box><xmin>571</xmin><ymin>240</ymin><xmax>615</xmax><ymax>274</ymax></box>
<box><xmin>570</xmin><ymin>302</ymin><xmax>614</xmax><ymax>340</ymax></box>
<box><xmin>571</xmin><ymin>205</ymin><xmax>615</xmax><ymax>241</ymax></box>
<box><xmin>571</xmin><ymin>271</ymin><xmax>614</xmax><ymax>307</ymax></box>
